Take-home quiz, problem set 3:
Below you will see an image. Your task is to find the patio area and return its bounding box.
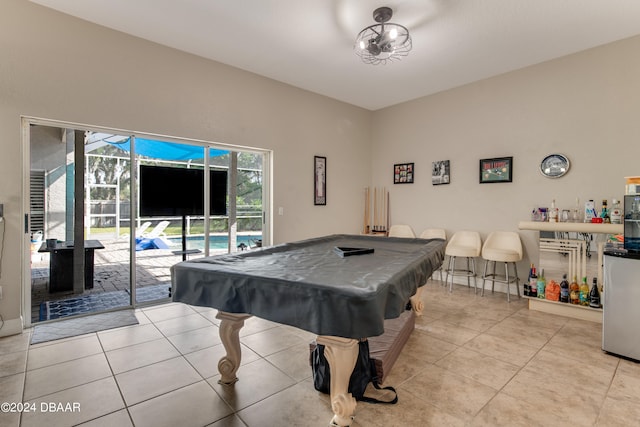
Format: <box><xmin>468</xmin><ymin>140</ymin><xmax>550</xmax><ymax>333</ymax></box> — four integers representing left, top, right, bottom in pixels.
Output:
<box><xmin>30</xmin><ymin>237</ymin><xmax>227</xmax><ymax>323</ymax></box>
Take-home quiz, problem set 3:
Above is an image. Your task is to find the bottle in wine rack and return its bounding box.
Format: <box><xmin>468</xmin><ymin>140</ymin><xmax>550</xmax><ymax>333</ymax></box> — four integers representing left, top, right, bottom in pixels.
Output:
<box><xmin>524</xmin><ymin>264</ymin><xmax>534</xmax><ymax>296</ymax></box>
<box><xmin>559</xmin><ymin>274</ymin><xmax>569</xmax><ymax>303</ymax></box>
<box><xmin>569</xmin><ymin>276</ymin><xmax>580</xmax><ymax>305</ymax></box>
<box><xmin>589</xmin><ymin>277</ymin><xmax>601</xmax><ymax>308</ymax></box>
<box><xmin>536</xmin><ymin>269</ymin><xmax>546</xmax><ymax>299</ymax></box>
<box><xmin>579</xmin><ymin>277</ymin><xmax>590</xmax><ymax>306</ymax></box>
<box><xmin>529</xmin><ymin>266</ymin><xmax>538</xmax><ymax>298</ymax></box>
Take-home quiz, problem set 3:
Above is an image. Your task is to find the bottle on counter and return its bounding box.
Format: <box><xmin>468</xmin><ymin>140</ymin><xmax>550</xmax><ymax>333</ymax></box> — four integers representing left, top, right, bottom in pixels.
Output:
<box><xmin>601</xmin><ymin>199</ymin><xmax>610</xmax><ymax>223</ymax></box>
<box><xmin>589</xmin><ymin>277</ymin><xmax>601</xmax><ymax>308</ymax></box>
<box><xmin>529</xmin><ymin>266</ymin><xmax>538</xmax><ymax>298</ymax></box>
<box><xmin>569</xmin><ymin>275</ymin><xmax>580</xmax><ymax>304</ymax></box>
<box><xmin>579</xmin><ymin>277</ymin><xmax>590</xmax><ymax>306</ymax></box>
<box><xmin>585</xmin><ymin>200</ymin><xmax>596</xmax><ymax>223</ymax></box>
<box><xmin>549</xmin><ymin>199</ymin><xmax>559</xmax><ymax>222</ymax></box>
<box><xmin>536</xmin><ymin>269</ymin><xmax>546</xmax><ymax>299</ymax></box>
<box><xmin>572</xmin><ymin>197</ymin><xmax>582</xmax><ymax>223</ymax></box>
<box><xmin>611</xmin><ymin>198</ymin><xmax>622</xmax><ymax>224</ymax></box>
<box><xmin>559</xmin><ymin>274</ymin><xmax>569</xmax><ymax>303</ymax></box>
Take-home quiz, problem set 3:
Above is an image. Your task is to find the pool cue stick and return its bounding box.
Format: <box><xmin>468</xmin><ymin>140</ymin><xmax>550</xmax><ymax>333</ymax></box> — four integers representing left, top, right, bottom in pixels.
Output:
<box><xmin>374</xmin><ymin>187</ymin><xmax>378</xmax><ymax>230</ymax></box>
<box><xmin>386</xmin><ymin>189</ymin><xmax>390</xmax><ymax>234</ymax></box>
<box><xmin>363</xmin><ymin>187</ymin><xmax>369</xmax><ymax>234</ymax></box>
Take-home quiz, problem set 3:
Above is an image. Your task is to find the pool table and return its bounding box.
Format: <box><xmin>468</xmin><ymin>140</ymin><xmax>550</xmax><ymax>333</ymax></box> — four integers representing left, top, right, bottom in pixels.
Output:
<box><xmin>171</xmin><ymin>234</ymin><xmax>444</xmax><ymax>426</ymax></box>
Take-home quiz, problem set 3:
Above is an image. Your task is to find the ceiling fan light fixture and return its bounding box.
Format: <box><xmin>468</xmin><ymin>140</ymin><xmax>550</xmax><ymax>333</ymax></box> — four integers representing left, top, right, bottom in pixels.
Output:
<box><xmin>354</xmin><ymin>6</ymin><xmax>412</xmax><ymax>65</ymax></box>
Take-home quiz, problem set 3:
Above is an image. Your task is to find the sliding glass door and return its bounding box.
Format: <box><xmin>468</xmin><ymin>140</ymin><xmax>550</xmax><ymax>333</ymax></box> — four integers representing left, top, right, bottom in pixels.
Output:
<box><xmin>29</xmin><ymin>125</ymin><xmax>133</xmax><ymax>322</ymax></box>
<box><xmin>26</xmin><ymin>119</ymin><xmax>268</xmax><ymax>325</ymax></box>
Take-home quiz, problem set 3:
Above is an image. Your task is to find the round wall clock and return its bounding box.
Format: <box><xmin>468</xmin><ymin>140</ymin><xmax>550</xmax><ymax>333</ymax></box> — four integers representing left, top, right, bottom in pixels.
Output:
<box><xmin>540</xmin><ymin>154</ymin><xmax>570</xmax><ymax>178</ymax></box>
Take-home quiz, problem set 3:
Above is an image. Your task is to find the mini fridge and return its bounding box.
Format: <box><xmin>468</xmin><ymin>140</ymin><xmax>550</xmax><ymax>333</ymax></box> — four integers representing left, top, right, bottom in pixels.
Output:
<box><xmin>603</xmin><ymin>252</ymin><xmax>640</xmax><ymax>361</ymax></box>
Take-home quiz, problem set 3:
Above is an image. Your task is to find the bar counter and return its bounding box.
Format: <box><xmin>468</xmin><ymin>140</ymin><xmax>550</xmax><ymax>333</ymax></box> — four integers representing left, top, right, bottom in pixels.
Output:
<box><xmin>518</xmin><ymin>221</ymin><xmax>622</xmax><ymax>234</ymax></box>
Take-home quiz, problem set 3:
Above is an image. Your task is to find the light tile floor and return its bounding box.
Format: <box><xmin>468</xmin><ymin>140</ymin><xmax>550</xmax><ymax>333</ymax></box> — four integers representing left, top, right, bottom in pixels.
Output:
<box><xmin>2</xmin><ymin>279</ymin><xmax>640</xmax><ymax>427</ymax></box>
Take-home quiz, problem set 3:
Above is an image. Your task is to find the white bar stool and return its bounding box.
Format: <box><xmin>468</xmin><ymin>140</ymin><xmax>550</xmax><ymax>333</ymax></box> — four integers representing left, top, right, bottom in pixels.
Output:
<box><xmin>388</xmin><ymin>224</ymin><xmax>416</xmax><ymax>238</ymax></box>
<box><xmin>444</xmin><ymin>231</ymin><xmax>482</xmax><ymax>293</ymax></box>
<box><xmin>480</xmin><ymin>231</ymin><xmax>523</xmax><ymax>302</ymax></box>
<box><xmin>420</xmin><ymin>228</ymin><xmax>446</xmax><ymax>283</ymax></box>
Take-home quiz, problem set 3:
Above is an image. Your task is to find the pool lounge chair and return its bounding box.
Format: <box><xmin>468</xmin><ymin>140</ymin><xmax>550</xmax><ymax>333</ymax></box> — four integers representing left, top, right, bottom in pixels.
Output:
<box><xmin>141</xmin><ymin>221</ymin><xmax>170</xmax><ymax>238</ymax></box>
<box><xmin>135</xmin><ymin>221</ymin><xmax>171</xmax><ymax>251</ymax></box>
<box><xmin>135</xmin><ymin>221</ymin><xmax>152</xmax><ymax>237</ymax></box>
<box><xmin>119</xmin><ymin>221</ymin><xmax>152</xmax><ymax>240</ymax></box>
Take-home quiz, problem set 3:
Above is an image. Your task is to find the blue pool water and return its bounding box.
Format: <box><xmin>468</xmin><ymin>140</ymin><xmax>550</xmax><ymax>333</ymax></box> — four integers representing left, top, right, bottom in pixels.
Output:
<box><xmin>168</xmin><ymin>234</ymin><xmax>262</xmax><ymax>251</ymax></box>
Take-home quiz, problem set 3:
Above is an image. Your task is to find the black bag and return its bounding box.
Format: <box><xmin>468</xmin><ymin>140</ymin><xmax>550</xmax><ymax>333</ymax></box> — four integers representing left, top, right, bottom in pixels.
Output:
<box><xmin>311</xmin><ymin>339</ymin><xmax>398</xmax><ymax>404</ymax></box>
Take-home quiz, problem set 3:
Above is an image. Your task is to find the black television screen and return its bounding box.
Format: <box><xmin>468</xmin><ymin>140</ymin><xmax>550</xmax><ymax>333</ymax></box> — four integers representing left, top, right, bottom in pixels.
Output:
<box><xmin>139</xmin><ymin>165</ymin><xmax>227</xmax><ymax>216</ymax></box>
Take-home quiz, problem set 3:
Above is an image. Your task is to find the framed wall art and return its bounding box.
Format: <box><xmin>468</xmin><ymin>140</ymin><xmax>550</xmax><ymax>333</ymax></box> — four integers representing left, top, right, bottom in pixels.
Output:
<box><xmin>432</xmin><ymin>160</ymin><xmax>450</xmax><ymax>185</ymax></box>
<box><xmin>394</xmin><ymin>162</ymin><xmax>414</xmax><ymax>184</ymax></box>
<box><xmin>314</xmin><ymin>156</ymin><xmax>326</xmax><ymax>205</ymax></box>
<box><xmin>479</xmin><ymin>157</ymin><xmax>513</xmax><ymax>183</ymax></box>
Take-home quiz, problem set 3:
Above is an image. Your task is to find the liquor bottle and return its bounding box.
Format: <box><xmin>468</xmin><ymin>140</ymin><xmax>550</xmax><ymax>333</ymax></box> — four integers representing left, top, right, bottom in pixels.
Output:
<box><xmin>569</xmin><ymin>275</ymin><xmax>580</xmax><ymax>304</ymax></box>
<box><xmin>579</xmin><ymin>277</ymin><xmax>590</xmax><ymax>306</ymax></box>
<box><xmin>589</xmin><ymin>277</ymin><xmax>601</xmax><ymax>308</ymax></box>
<box><xmin>524</xmin><ymin>263</ymin><xmax>533</xmax><ymax>296</ymax></box>
<box><xmin>610</xmin><ymin>198</ymin><xmax>622</xmax><ymax>224</ymax></box>
<box><xmin>549</xmin><ymin>199</ymin><xmax>559</xmax><ymax>222</ymax></box>
<box><xmin>585</xmin><ymin>200</ymin><xmax>596</xmax><ymax>223</ymax></box>
<box><xmin>600</xmin><ymin>199</ymin><xmax>610</xmax><ymax>223</ymax></box>
<box><xmin>529</xmin><ymin>266</ymin><xmax>538</xmax><ymax>298</ymax></box>
<box><xmin>536</xmin><ymin>269</ymin><xmax>546</xmax><ymax>299</ymax></box>
<box><xmin>559</xmin><ymin>274</ymin><xmax>569</xmax><ymax>303</ymax></box>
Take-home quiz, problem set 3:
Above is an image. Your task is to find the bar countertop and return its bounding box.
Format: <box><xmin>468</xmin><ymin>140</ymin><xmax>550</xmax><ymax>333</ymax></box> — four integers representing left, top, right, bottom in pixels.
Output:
<box><xmin>518</xmin><ymin>221</ymin><xmax>623</xmax><ymax>234</ymax></box>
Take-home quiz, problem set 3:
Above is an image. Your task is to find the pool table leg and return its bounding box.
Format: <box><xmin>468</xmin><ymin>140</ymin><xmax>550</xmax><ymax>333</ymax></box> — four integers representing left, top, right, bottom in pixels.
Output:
<box><xmin>216</xmin><ymin>311</ymin><xmax>252</xmax><ymax>385</ymax></box>
<box><xmin>410</xmin><ymin>286</ymin><xmax>424</xmax><ymax>316</ymax></box>
<box><xmin>316</xmin><ymin>335</ymin><xmax>359</xmax><ymax>426</ymax></box>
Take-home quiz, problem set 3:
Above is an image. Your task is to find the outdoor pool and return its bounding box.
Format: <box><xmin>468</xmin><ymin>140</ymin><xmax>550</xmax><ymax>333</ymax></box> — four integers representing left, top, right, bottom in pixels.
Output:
<box><xmin>168</xmin><ymin>234</ymin><xmax>262</xmax><ymax>251</ymax></box>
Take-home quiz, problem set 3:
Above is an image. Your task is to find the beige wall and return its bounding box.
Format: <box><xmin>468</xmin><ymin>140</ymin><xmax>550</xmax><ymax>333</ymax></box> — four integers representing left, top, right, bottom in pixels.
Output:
<box><xmin>0</xmin><ymin>0</ymin><xmax>371</xmax><ymax>334</ymax></box>
<box><xmin>1</xmin><ymin>0</ymin><xmax>639</xmax><ymax>335</ymax></box>
<box><xmin>371</xmin><ymin>34</ymin><xmax>640</xmax><ymax>282</ymax></box>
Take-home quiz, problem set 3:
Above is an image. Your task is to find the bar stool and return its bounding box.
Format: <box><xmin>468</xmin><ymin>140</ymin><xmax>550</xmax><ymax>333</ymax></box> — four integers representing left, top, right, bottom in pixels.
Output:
<box><xmin>420</xmin><ymin>228</ymin><xmax>446</xmax><ymax>283</ymax></box>
<box><xmin>481</xmin><ymin>231</ymin><xmax>523</xmax><ymax>302</ymax></box>
<box><xmin>444</xmin><ymin>231</ymin><xmax>482</xmax><ymax>293</ymax></box>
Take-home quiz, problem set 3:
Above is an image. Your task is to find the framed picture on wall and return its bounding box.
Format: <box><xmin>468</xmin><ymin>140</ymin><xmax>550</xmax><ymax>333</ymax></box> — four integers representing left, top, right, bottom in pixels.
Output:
<box><xmin>432</xmin><ymin>160</ymin><xmax>450</xmax><ymax>185</ymax></box>
<box><xmin>394</xmin><ymin>162</ymin><xmax>414</xmax><ymax>184</ymax></box>
<box><xmin>314</xmin><ymin>156</ymin><xmax>326</xmax><ymax>205</ymax></box>
<box><xmin>479</xmin><ymin>156</ymin><xmax>513</xmax><ymax>183</ymax></box>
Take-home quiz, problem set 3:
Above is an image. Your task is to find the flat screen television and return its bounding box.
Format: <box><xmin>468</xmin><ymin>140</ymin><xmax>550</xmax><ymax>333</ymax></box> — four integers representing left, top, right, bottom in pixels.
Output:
<box><xmin>139</xmin><ymin>165</ymin><xmax>227</xmax><ymax>217</ymax></box>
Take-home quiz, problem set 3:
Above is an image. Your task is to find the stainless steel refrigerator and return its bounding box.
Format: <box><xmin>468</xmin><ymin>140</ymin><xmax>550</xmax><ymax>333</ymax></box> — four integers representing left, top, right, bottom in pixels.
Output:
<box><xmin>603</xmin><ymin>252</ymin><xmax>640</xmax><ymax>361</ymax></box>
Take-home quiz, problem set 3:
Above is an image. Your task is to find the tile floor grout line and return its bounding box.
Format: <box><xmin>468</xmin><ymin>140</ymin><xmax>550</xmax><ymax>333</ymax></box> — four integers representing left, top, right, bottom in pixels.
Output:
<box><xmin>94</xmin><ymin>323</ymin><xmax>135</xmax><ymax>427</ymax></box>
<box><xmin>595</xmin><ymin>357</ymin><xmax>622</xmax><ymax>426</ymax></box>
<box><xmin>18</xmin><ymin>329</ymin><xmax>32</xmax><ymax>427</ymax></box>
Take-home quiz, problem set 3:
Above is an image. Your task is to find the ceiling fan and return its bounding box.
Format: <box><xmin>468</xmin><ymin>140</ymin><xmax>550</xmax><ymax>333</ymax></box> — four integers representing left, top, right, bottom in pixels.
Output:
<box><xmin>354</xmin><ymin>6</ymin><xmax>412</xmax><ymax>65</ymax></box>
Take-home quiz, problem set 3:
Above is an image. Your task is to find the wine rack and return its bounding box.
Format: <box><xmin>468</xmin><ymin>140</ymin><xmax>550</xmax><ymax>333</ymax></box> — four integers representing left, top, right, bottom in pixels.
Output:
<box><xmin>524</xmin><ymin>295</ymin><xmax>602</xmax><ymax>323</ymax></box>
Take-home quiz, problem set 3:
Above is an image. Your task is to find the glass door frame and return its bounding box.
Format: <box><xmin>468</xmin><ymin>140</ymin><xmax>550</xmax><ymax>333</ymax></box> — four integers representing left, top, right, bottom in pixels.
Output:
<box><xmin>22</xmin><ymin>116</ymin><xmax>272</xmax><ymax>327</ymax></box>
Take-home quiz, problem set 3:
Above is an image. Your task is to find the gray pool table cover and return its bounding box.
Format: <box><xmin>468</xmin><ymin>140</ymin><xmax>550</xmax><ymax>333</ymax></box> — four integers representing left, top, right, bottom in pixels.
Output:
<box><xmin>171</xmin><ymin>234</ymin><xmax>444</xmax><ymax>338</ymax></box>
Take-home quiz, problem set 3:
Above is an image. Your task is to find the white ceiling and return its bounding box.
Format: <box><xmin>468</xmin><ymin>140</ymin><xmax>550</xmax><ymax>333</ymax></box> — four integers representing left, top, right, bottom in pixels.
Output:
<box><xmin>30</xmin><ymin>0</ymin><xmax>640</xmax><ymax>110</ymax></box>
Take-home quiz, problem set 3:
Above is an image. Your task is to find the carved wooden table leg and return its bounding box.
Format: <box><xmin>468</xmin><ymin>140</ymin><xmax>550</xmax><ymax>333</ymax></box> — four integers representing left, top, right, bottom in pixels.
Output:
<box><xmin>316</xmin><ymin>336</ymin><xmax>359</xmax><ymax>427</ymax></box>
<box><xmin>216</xmin><ymin>311</ymin><xmax>252</xmax><ymax>385</ymax></box>
<box><xmin>410</xmin><ymin>286</ymin><xmax>424</xmax><ymax>316</ymax></box>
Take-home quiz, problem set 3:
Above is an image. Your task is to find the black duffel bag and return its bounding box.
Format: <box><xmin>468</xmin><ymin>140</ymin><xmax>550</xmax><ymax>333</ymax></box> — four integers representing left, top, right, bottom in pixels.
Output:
<box><xmin>311</xmin><ymin>339</ymin><xmax>398</xmax><ymax>404</ymax></box>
